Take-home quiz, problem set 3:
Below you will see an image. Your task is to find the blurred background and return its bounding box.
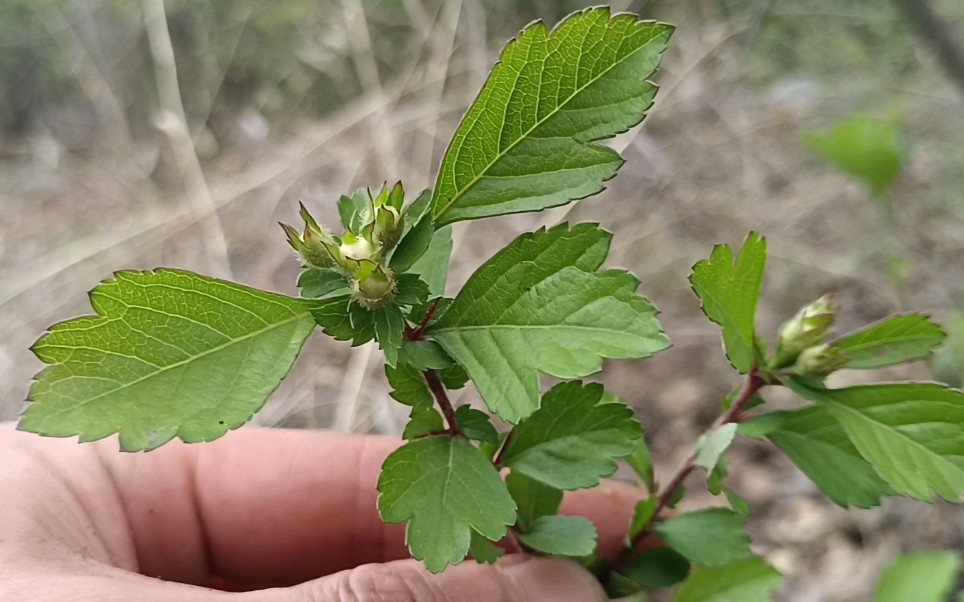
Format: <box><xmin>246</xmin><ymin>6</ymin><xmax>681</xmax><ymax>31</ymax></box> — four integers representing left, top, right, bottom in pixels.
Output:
<box><xmin>1</xmin><ymin>0</ymin><xmax>963</xmax><ymax>599</ymax></box>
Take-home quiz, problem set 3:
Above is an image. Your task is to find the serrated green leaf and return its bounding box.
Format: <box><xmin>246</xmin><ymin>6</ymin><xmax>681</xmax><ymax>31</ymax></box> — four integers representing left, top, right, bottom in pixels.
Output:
<box><xmin>834</xmin><ymin>314</ymin><xmax>945</xmax><ymax>369</ymax></box>
<box><xmin>628</xmin><ymin>498</ymin><xmax>658</xmax><ymax>542</ymax></box>
<box><xmin>377</xmin><ymin>436</ymin><xmax>517</xmax><ymax>572</ymax></box>
<box><xmin>874</xmin><ymin>551</ymin><xmax>961</xmax><ymax>602</ymax></box>
<box><xmin>655</xmin><ymin>509</ymin><xmax>751</xmax><ymax>567</ymax></box>
<box><xmin>695</xmin><ymin>423</ymin><xmax>738</xmax><ymax>476</ymax></box>
<box><xmin>297</xmin><ymin>267</ymin><xmax>348</xmax><ymax>299</ymax></box>
<box><xmin>373</xmin><ymin>305</ymin><xmax>405</xmax><ymax>366</ymax></box>
<box><xmin>804</xmin><ymin>115</ymin><xmax>903</xmax><ymax>198</ymax></box>
<box><xmin>439</xmin><ymin>362</ymin><xmax>469</xmax><ymax>390</ymax></box>
<box><xmin>432</xmin><ymin>9</ymin><xmax>672</xmax><ymax>225</ymax></box>
<box><xmin>506</xmin><ymin>471</ymin><xmax>563</xmax><ymax>531</ymax></box>
<box><xmin>689</xmin><ymin>232</ymin><xmax>766</xmax><ymax>373</ymax></box>
<box><xmin>501</xmin><ymin>381</ymin><xmax>643</xmax><ymax>489</ymax></box>
<box><xmin>626</xmin><ymin>436</ymin><xmax>655</xmax><ymax>493</ymax></box>
<box><xmin>393</xmin><ymin>273</ymin><xmax>430</xmax><ymax>307</ymax></box>
<box><xmin>616</xmin><ymin>548</ymin><xmax>692</xmax><ymax>590</ymax></box>
<box><xmin>766</xmin><ymin>406</ymin><xmax>893</xmax><ymax>508</ymax></box>
<box><xmin>673</xmin><ymin>557</ymin><xmax>782</xmax><ymax>602</ymax></box>
<box><xmin>309</xmin><ymin>294</ymin><xmax>354</xmax><ymax>340</ymax></box>
<box><xmin>19</xmin><ymin>269</ymin><xmax>315</xmax><ymax>451</ymax></box>
<box><xmin>469</xmin><ymin>530</ymin><xmax>505</xmax><ymax>564</ymax></box>
<box><xmin>390</xmin><ymin>190</ymin><xmax>436</xmax><ymax>273</ymax></box>
<box><xmin>402</xmin><ymin>404</ymin><xmax>444</xmax><ymax>439</ymax></box>
<box><xmin>348</xmin><ymin>302</ymin><xmax>376</xmax><ymax>346</ymax></box>
<box><xmin>517</xmin><ymin>515</ymin><xmax>597</xmax><ymax>557</ymax></box>
<box><xmin>385</xmin><ymin>363</ymin><xmax>433</xmax><ymax>407</ymax></box>
<box><xmin>339</xmin><ymin>189</ymin><xmax>371</xmax><ymax>233</ymax></box>
<box><xmin>454</xmin><ymin>406</ymin><xmax>499</xmax><ymax>444</ymax></box>
<box><xmin>429</xmin><ymin>224</ymin><xmax>668</xmax><ymax>423</ymax></box>
<box><xmin>723</xmin><ymin>486</ymin><xmax>751</xmax><ymax>517</ymax></box>
<box><xmin>409</xmin><ymin>226</ymin><xmax>452</xmax><ymax>297</ymax></box>
<box><xmin>788</xmin><ymin>379</ymin><xmax>964</xmax><ymax>501</ymax></box>
<box><xmin>399</xmin><ymin>340</ymin><xmax>455</xmax><ymax>371</ymax></box>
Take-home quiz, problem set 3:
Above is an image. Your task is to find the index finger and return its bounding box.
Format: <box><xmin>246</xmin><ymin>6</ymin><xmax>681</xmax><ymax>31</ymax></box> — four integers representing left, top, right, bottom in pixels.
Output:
<box><xmin>102</xmin><ymin>427</ymin><xmax>642</xmax><ymax>588</ymax></box>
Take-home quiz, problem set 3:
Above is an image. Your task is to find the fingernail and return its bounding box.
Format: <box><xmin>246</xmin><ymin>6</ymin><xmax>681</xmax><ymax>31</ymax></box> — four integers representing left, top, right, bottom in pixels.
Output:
<box><xmin>499</xmin><ymin>557</ymin><xmax>607</xmax><ymax>601</ymax></box>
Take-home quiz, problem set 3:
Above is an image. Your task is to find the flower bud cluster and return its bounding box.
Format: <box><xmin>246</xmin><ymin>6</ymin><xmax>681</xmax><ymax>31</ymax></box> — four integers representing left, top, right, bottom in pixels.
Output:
<box><xmin>281</xmin><ymin>182</ymin><xmax>407</xmax><ymax>309</ymax></box>
<box><xmin>772</xmin><ymin>293</ymin><xmax>848</xmax><ymax>377</ymax></box>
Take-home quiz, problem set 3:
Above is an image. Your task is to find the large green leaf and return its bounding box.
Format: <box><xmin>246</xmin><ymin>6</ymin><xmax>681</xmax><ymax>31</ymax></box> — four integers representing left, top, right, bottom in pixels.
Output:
<box><xmin>377</xmin><ymin>436</ymin><xmax>517</xmax><ymax>572</ymax></box>
<box><xmin>874</xmin><ymin>551</ymin><xmax>961</xmax><ymax>602</ymax></box>
<box><xmin>501</xmin><ymin>381</ymin><xmax>643</xmax><ymax>489</ymax></box>
<box><xmin>689</xmin><ymin>232</ymin><xmax>766</xmax><ymax>373</ymax></box>
<box><xmin>766</xmin><ymin>407</ymin><xmax>893</xmax><ymax>508</ymax></box>
<box><xmin>673</xmin><ymin>557</ymin><xmax>782</xmax><ymax>602</ymax></box>
<box><xmin>655</xmin><ymin>509</ymin><xmax>751</xmax><ymax>567</ymax></box>
<box><xmin>19</xmin><ymin>270</ymin><xmax>315</xmax><ymax>451</ymax></box>
<box><xmin>789</xmin><ymin>379</ymin><xmax>964</xmax><ymax>501</ymax></box>
<box><xmin>431</xmin><ymin>8</ymin><xmax>673</xmax><ymax>225</ymax></box>
<box><xmin>428</xmin><ymin>224</ymin><xmax>668</xmax><ymax>423</ymax></box>
<box><xmin>834</xmin><ymin>314</ymin><xmax>945</xmax><ymax>369</ymax></box>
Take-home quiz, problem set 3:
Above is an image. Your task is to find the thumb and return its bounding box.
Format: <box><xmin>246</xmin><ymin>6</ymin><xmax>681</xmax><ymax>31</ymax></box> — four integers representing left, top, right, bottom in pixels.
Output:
<box><xmin>268</xmin><ymin>555</ymin><xmax>610</xmax><ymax>602</ymax></box>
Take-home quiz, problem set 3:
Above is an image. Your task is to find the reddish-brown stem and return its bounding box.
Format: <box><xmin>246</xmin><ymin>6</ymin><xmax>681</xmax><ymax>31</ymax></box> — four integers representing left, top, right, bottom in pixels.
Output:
<box><xmin>611</xmin><ymin>368</ymin><xmax>767</xmax><ymax>573</ymax></box>
<box><xmin>408</xmin><ymin>299</ymin><xmax>440</xmax><ymax>341</ymax></box>
<box><xmin>424</xmin><ymin>370</ymin><xmax>460</xmax><ymax>436</ymax></box>
<box><xmin>493</xmin><ymin>429</ymin><xmax>515</xmax><ymax>467</ymax></box>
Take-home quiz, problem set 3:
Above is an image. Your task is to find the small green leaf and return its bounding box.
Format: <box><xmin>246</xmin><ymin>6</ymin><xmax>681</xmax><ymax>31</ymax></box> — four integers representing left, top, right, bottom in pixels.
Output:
<box><xmin>655</xmin><ymin>509</ymin><xmax>751</xmax><ymax>567</ymax></box>
<box><xmin>338</xmin><ymin>189</ymin><xmax>371</xmax><ymax>233</ymax></box>
<box><xmin>805</xmin><ymin>115</ymin><xmax>903</xmax><ymax>198</ymax></box>
<box><xmin>616</xmin><ymin>548</ymin><xmax>692</xmax><ymax>590</ymax></box>
<box><xmin>874</xmin><ymin>551</ymin><xmax>961</xmax><ymax>602</ymax></box>
<box><xmin>689</xmin><ymin>232</ymin><xmax>767</xmax><ymax>373</ymax></box>
<box><xmin>454</xmin><ymin>406</ymin><xmax>499</xmax><ymax>444</ymax></box>
<box><xmin>429</xmin><ymin>224</ymin><xmax>668</xmax><ymax>423</ymax></box>
<box><xmin>373</xmin><ymin>305</ymin><xmax>405</xmax><ymax>366</ymax></box>
<box><xmin>507</xmin><ymin>471</ymin><xmax>563</xmax><ymax>531</ymax></box>
<box><xmin>297</xmin><ymin>268</ymin><xmax>348</xmax><ymax>299</ymax></box>
<box><xmin>673</xmin><ymin>557</ymin><xmax>782</xmax><ymax>602</ymax></box>
<box><xmin>19</xmin><ymin>270</ymin><xmax>315</xmax><ymax>451</ymax></box>
<box><xmin>402</xmin><ymin>405</ymin><xmax>444</xmax><ymax>439</ymax></box>
<box><xmin>501</xmin><ymin>381</ymin><xmax>643</xmax><ymax>489</ymax></box>
<box><xmin>788</xmin><ymin>379</ymin><xmax>964</xmax><ymax>501</ymax></box>
<box><xmin>517</xmin><ymin>516</ymin><xmax>597</xmax><ymax>557</ymax></box>
<box><xmin>391</xmin><ymin>190</ymin><xmax>436</xmax><ymax>272</ymax></box>
<box><xmin>469</xmin><ymin>530</ymin><xmax>505</xmax><ymax>564</ymax></box>
<box><xmin>385</xmin><ymin>363</ymin><xmax>433</xmax><ymax>407</ymax></box>
<box><xmin>695</xmin><ymin>423</ymin><xmax>738</xmax><ymax>476</ymax></box>
<box><xmin>377</xmin><ymin>437</ymin><xmax>517</xmax><ymax>573</ymax></box>
<box><xmin>349</xmin><ymin>303</ymin><xmax>376</xmax><ymax>346</ymax></box>
<box><xmin>439</xmin><ymin>363</ymin><xmax>469</xmax><ymax>390</ymax></box>
<box><xmin>834</xmin><ymin>314</ymin><xmax>945</xmax><ymax>369</ymax></box>
<box><xmin>393</xmin><ymin>274</ymin><xmax>430</xmax><ymax>307</ymax></box>
<box><xmin>399</xmin><ymin>340</ymin><xmax>455</xmax><ymax>371</ymax></box>
<box><xmin>432</xmin><ymin>9</ymin><xmax>672</xmax><ymax>225</ymax></box>
<box><xmin>766</xmin><ymin>406</ymin><xmax>893</xmax><ymax>508</ymax></box>
<box><xmin>628</xmin><ymin>498</ymin><xmax>658</xmax><ymax>542</ymax></box>
<box><xmin>409</xmin><ymin>226</ymin><xmax>453</xmax><ymax>297</ymax></box>
<box><xmin>723</xmin><ymin>486</ymin><xmax>751</xmax><ymax>518</ymax></box>
<box><xmin>626</xmin><ymin>436</ymin><xmax>656</xmax><ymax>493</ymax></box>
<box><xmin>309</xmin><ymin>294</ymin><xmax>354</xmax><ymax>340</ymax></box>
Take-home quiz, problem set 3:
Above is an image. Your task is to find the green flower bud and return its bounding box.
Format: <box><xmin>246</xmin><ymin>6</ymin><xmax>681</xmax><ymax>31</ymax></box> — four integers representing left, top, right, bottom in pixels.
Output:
<box><xmin>793</xmin><ymin>343</ymin><xmax>848</xmax><ymax>378</ymax></box>
<box><xmin>280</xmin><ymin>211</ymin><xmax>340</xmax><ymax>269</ymax></box>
<box><xmin>773</xmin><ymin>293</ymin><xmax>837</xmax><ymax>368</ymax></box>
<box><xmin>352</xmin><ymin>260</ymin><xmax>396</xmax><ymax>309</ymax></box>
<box><xmin>340</xmin><ymin>232</ymin><xmax>373</xmax><ymax>261</ymax></box>
<box><xmin>374</xmin><ymin>205</ymin><xmax>403</xmax><ymax>253</ymax></box>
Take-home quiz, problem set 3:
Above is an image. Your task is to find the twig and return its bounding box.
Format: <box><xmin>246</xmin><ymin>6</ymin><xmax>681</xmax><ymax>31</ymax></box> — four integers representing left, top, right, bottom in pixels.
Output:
<box><xmin>424</xmin><ymin>370</ymin><xmax>460</xmax><ymax>435</ymax></box>
<box><xmin>612</xmin><ymin>368</ymin><xmax>767</xmax><ymax>572</ymax></box>
<box><xmin>895</xmin><ymin>0</ymin><xmax>964</xmax><ymax>101</ymax></box>
<box><xmin>143</xmin><ymin>0</ymin><xmax>233</xmax><ymax>280</ymax></box>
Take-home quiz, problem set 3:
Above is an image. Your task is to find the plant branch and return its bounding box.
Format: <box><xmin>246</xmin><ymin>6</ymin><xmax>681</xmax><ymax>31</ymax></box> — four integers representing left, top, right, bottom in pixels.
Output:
<box><xmin>409</xmin><ymin>299</ymin><xmax>440</xmax><ymax>340</ymax></box>
<box><xmin>612</xmin><ymin>368</ymin><xmax>767</xmax><ymax>571</ymax></box>
<box><xmin>424</xmin><ymin>370</ymin><xmax>460</xmax><ymax>435</ymax></box>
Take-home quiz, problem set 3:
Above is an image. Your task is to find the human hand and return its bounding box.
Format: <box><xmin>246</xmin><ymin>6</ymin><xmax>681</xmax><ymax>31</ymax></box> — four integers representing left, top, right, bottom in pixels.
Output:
<box><xmin>0</xmin><ymin>424</ymin><xmax>643</xmax><ymax>601</ymax></box>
